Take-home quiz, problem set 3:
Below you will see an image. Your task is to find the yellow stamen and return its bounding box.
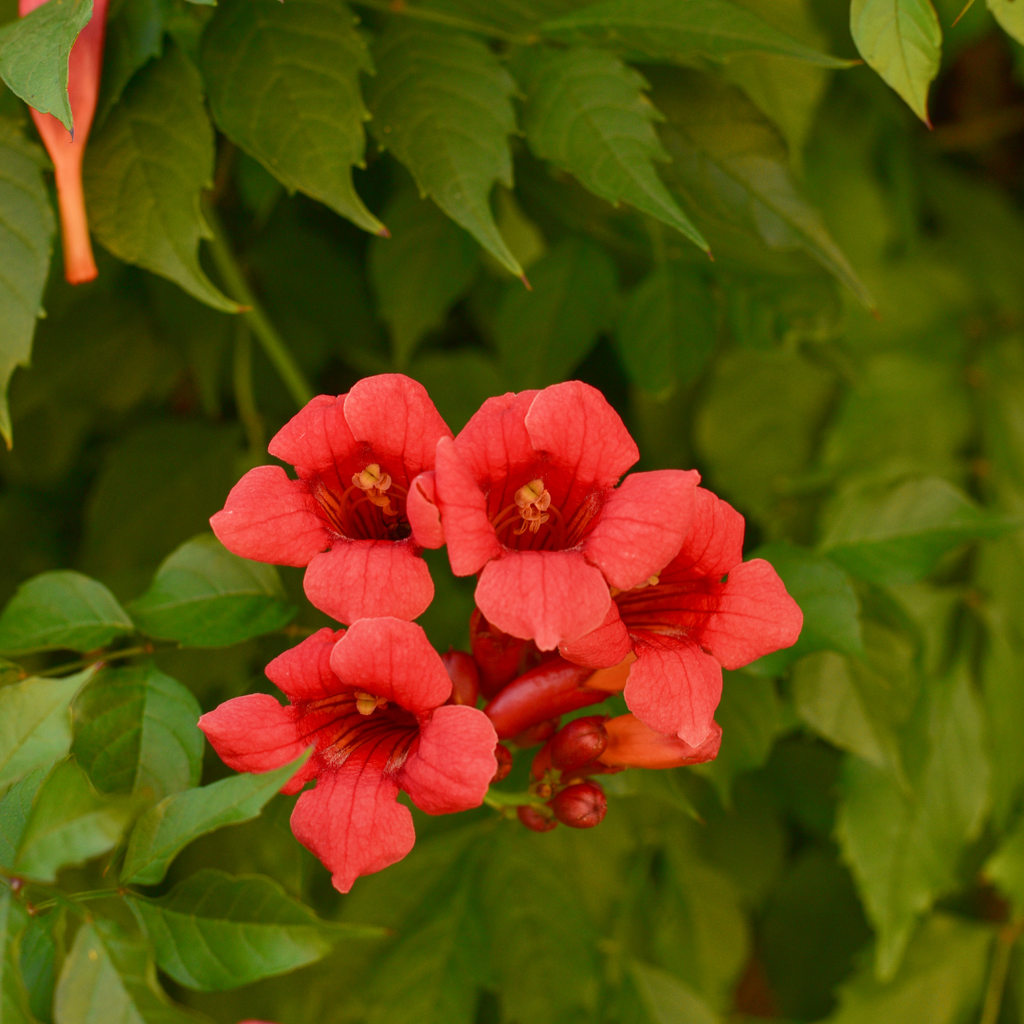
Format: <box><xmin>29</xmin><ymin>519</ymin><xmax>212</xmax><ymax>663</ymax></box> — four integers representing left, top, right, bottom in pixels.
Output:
<box><xmin>513</xmin><ymin>479</ymin><xmax>552</xmax><ymax>534</ymax></box>
<box><xmin>354</xmin><ymin>690</ymin><xmax>387</xmax><ymax>716</ymax></box>
<box><xmin>352</xmin><ymin>464</ymin><xmax>396</xmax><ymax>515</ymax></box>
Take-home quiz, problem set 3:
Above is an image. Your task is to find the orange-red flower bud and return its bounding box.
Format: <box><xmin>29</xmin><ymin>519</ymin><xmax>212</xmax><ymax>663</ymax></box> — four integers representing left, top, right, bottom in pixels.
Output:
<box><xmin>549</xmin><ymin>716</ymin><xmax>608</xmax><ymax>772</ymax></box>
<box><xmin>551</xmin><ymin>781</ymin><xmax>607</xmax><ymax>829</ymax></box>
<box><xmin>517</xmin><ymin>804</ymin><xmax>557</xmax><ymax>832</ymax></box>
<box><xmin>441</xmin><ymin>649</ymin><xmax>480</xmax><ymax>707</ymax></box>
<box><xmin>491</xmin><ymin>743</ymin><xmax>513</xmax><ymax>783</ymax></box>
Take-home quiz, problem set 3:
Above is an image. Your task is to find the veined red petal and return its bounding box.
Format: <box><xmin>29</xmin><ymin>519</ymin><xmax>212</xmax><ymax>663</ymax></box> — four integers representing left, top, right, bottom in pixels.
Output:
<box><xmin>599</xmin><ymin>714</ymin><xmax>722</xmax><ymax>768</ymax></box>
<box><xmin>559</xmin><ymin>602</ymin><xmax>631</xmax><ymax>669</ymax></box>
<box><xmin>583</xmin><ymin>469</ymin><xmax>700</xmax><ymax>590</ymax></box>
<box><xmin>267</xmin><ymin>395</ymin><xmax>359</xmax><ymax>496</ymax></box>
<box><xmin>623</xmin><ymin>633</ymin><xmax>723</xmax><ymax>746</ymax></box>
<box><xmin>210</xmin><ymin>466</ymin><xmax>329</xmax><ymax>567</ymax></box>
<box><xmin>265</xmin><ymin>627</ymin><xmax>346</xmax><ymax>703</ymax></box>
<box><xmin>452</xmin><ymin>391</ymin><xmax>538</xmax><ymax>482</ymax></box>
<box><xmin>329</xmin><ymin>617</ymin><xmax>451</xmax><ymax>716</ymax></box>
<box><xmin>434</xmin><ymin>436</ymin><xmax>500</xmax><ymax>576</ymax></box>
<box><xmin>475</xmin><ymin>550</ymin><xmax>611</xmax><ymax>652</ymax></box>
<box><xmin>400</xmin><ymin>705</ymin><xmax>497</xmax><ymax>814</ymax></box>
<box><xmin>407</xmin><ymin>470</ymin><xmax>445</xmax><ymax>549</ymax></box>
<box><xmin>303</xmin><ymin>538</ymin><xmax>433</xmax><ymax>624</ymax></box>
<box><xmin>198</xmin><ymin>694</ymin><xmax>306</xmax><ymax>777</ymax></box>
<box><xmin>663</xmin><ymin>487</ymin><xmax>745</xmax><ymax>581</ymax></box>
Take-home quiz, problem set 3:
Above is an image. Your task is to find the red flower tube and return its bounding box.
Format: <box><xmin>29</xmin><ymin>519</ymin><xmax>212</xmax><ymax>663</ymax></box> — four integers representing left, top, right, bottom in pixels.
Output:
<box><xmin>198</xmin><ymin>618</ymin><xmax>498</xmax><ymax>892</ymax></box>
<box><xmin>20</xmin><ymin>0</ymin><xmax>108</xmax><ymax>284</ymax></box>
<box><xmin>211</xmin><ymin>375</ymin><xmax>452</xmax><ymax>624</ymax></box>
<box><xmin>597</xmin><ymin>713</ymin><xmax>722</xmax><ymax>769</ymax></box>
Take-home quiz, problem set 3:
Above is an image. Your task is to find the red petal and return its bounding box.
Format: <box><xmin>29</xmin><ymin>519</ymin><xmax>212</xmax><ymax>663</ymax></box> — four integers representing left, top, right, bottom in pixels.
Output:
<box><xmin>559</xmin><ymin>603</ymin><xmax>632</xmax><ymax>669</ymax></box>
<box><xmin>583</xmin><ymin>469</ymin><xmax>700</xmax><ymax>590</ymax></box>
<box><xmin>623</xmin><ymin>633</ymin><xmax>723</xmax><ymax>746</ymax></box>
<box><xmin>524</xmin><ymin>382</ymin><xmax>639</xmax><ymax>494</ymax></box>
<box><xmin>475</xmin><ymin>550</ymin><xmax>611</xmax><ymax>652</ymax></box>
<box><xmin>290</xmin><ymin>754</ymin><xmax>415</xmax><ymax>892</ymax></box>
<box><xmin>400</xmin><ymin>705</ymin><xmax>497</xmax><ymax>814</ymax></box>
<box><xmin>329</xmin><ymin>617</ymin><xmax>451</xmax><ymax>715</ymax></box>
<box><xmin>434</xmin><ymin>436</ymin><xmax>500</xmax><ymax>576</ymax></box>
<box><xmin>599</xmin><ymin>714</ymin><xmax>722</xmax><ymax>768</ymax></box>
<box><xmin>701</xmin><ymin>559</ymin><xmax>804</xmax><ymax>669</ymax></box>
<box><xmin>268</xmin><ymin>395</ymin><xmax>359</xmax><ymax>496</ymax></box>
<box><xmin>198</xmin><ymin>694</ymin><xmax>306</xmax><ymax>776</ymax></box>
<box><xmin>406</xmin><ymin>471</ymin><xmax>445</xmax><ymax>549</ymax></box>
<box><xmin>210</xmin><ymin>466</ymin><xmax>329</xmax><ymax>567</ymax></box>
<box><xmin>452</xmin><ymin>391</ymin><xmax>538</xmax><ymax>482</ymax></box>
<box><xmin>663</xmin><ymin>487</ymin><xmax>745</xmax><ymax>581</ymax></box>
<box><xmin>303</xmin><ymin>539</ymin><xmax>433</xmax><ymax>624</ymax></box>
<box><xmin>343</xmin><ymin>374</ymin><xmax>452</xmax><ymax>478</ymax></box>
<box><xmin>265</xmin><ymin>627</ymin><xmax>346</xmax><ymax>703</ymax></box>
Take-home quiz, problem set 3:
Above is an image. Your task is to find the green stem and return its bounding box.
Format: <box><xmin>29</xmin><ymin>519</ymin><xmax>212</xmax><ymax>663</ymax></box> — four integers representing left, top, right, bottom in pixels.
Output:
<box><xmin>233</xmin><ymin>320</ymin><xmax>265</xmax><ymax>453</ymax></box>
<box><xmin>980</xmin><ymin>918</ymin><xmax>1023</xmax><ymax>1024</ymax></box>
<box><xmin>30</xmin><ymin>889</ymin><xmax>124</xmax><ymax>913</ymax></box>
<box><xmin>35</xmin><ymin>644</ymin><xmax>154</xmax><ymax>678</ymax></box>
<box><xmin>351</xmin><ymin>0</ymin><xmax>535</xmax><ymax>43</ymax></box>
<box><xmin>203</xmin><ymin>201</ymin><xmax>314</xmax><ymax>410</ymax></box>
<box><xmin>483</xmin><ymin>789</ymin><xmax>548</xmax><ymax>810</ymax></box>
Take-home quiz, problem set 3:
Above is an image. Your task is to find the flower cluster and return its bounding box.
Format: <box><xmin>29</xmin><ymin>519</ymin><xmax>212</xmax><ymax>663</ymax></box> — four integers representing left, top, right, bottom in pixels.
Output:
<box><xmin>201</xmin><ymin>375</ymin><xmax>802</xmax><ymax>889</ymax></box>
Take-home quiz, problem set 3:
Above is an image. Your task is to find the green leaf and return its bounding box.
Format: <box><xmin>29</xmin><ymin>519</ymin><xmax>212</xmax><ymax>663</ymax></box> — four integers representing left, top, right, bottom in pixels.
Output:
<box><xmin>748</xmin><ymin>542</ymin><xmax>864</xmax><ymax>675</ymax></box>
<box><xmin>615</xmin><ymin>262</ymin><xmax>717</xmax><ymax>394</ymax></box>
<box><xmin>0</xmin><ymin>886</ymin><xmax>34</xmax><ymax>1024</ymax></box>
<box><xmin>410</xmin><ymin>350</ymin><xmax>507</xmax><ymax>434</ymax></box>
<box><xmin>72</xmin><ymin>662</ymin><xmax>202</xmax><ymax>801</ymax></box>
<box><xmin>201</xmin><ymin>0</ymin><xmax>383</xmax><ymax>235</ymax></box>
<box><xmin>367</xmin><ymin>23</ymin><xmax>521</xmax><ymax>277</ymax></box>
<box><xmin>14</xmin><ymin>758</ymin><xmax>135</xmax><ymax>882</ymax></box>
<box><xmin>0</xmin><ymin>119</ymin><xmax>54</xmax><ymax>448</ymax></box>
<box><xmin>850</xmin><ymin>0</ymin><xmax>941</xmax><ymax>125</ymax></box>
<box><xmin>984</xmin><ymin>815</ymin><xmax>1024</xmax><ymax>916</ymax></box>
<box><xmin>652</xmin><ymin>69</ymin><xmax>874</xmax><ymax>311</ymax></box>
<box><xmin>0</xmin><ymin>571</ymin><xmax>134</xmax><ymax>655</ymax></box>
<box><xmin>129</xmin><ymin>869</ymin><xmax>379</xmax><ymax>991</ymax></box>
<box><xmin>541</xmin><ymin>0</ymin><xmax>851</xmax><ymax>67</ymax></box>
<box><xmin>820</xmin><ymin>477</ymin><xmax>1017</xmax><ymax>586</ymax></box>
<box><xmin>18</xmin><ymin>905</ymin><xmax>58</xmax><ymax>1022</ymax></box>
<box><xmin>493</xmin><ymin>237</ymin><xmax>617</xmax><ymax>389</ymax></box>
<box><xmin>54</xmin><ymin>917</ymin><xmax>211</xmax><ymax>1024</ymax></box>
<box><xmin>82</xmin><ymin>43</ymin><xmax>237</xmax><ymax>312</ymax></box>
<box><xmin>120</xmin><ymin>752</ymin><xmax>310</xmax><ymax>885</ymax></box>
<box><xmin>987</xmin><ymin>0</ymin><xmax>1024</xmax><ymax>44</ymax></box>
<box><xmin>96</xmin><ymin>0</ymin><xmax>171</xmax><ymax>126</ymax></box>
<box><xmin>981</xmin><ymin>608</ymin><xmax>1024</xmax><ymax>830</ymax></box>
<box><xmin>0</xmin><ymin>671</ymin><xmax>90</xmax><ymax>790</ymax></box>
<box><xmin>0</xmin><ymin>764</ymin><xmax>50</xmax><ymax>868</ymax></box>
<box><xmin>369</xmin><ymin>188</ymin><xmax>480</xmax><ymax>368</ymax></box>
<box><xmin>0</xmin><ymin>0</ymin><xmax>92</xmax><ymax>131</ymax></box>
<box><xmin>517</xmin><ymin>46</ymin><xmax>707</xmax><ymax>253</ymax></box>
<box><xmin>127</xmin><ymin>534</ymin><xmax>294</xmax><ymax>648</ymax></box>
<box><xmin>628</xmin><ymin>960</ymin><xmax>718</xmax><ymax>1024</ymax></box>
<box><xmin>836</xmin><ymin>667</ymin><xmax>990</xmax><ymax>979</ymax></box>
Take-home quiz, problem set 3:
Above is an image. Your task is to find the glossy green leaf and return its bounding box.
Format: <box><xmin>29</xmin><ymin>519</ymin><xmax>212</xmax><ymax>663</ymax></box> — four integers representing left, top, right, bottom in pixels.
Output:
<box><xmin>54</xmin><ymin>917</ymin><xmax>211</xmax><ymax>1024</ymax></box>
<box><xmin>850</xmin><ymin>0</ymin><xmax>941</xmax><ymax>125</ymax></box>
<box><xmin>820</xmin><ymin>477</ymin><xmax>1017</xmax><ymax>586</ymax></box>
<box><xmin>369</xmin><ymin>189</ymin><xmax>480</xmax><ymax>369</ymax></box>
<box><xmin>629</xmin><ymin>960</ymin><xmax>718</xmax><ymax>1024</ymax></box>
<box><xmin>0</xmin><ymin>571</ymin><xmax>133</xmax><ymax>655</ymax></box>
<box><xmin>493</xmin><ymin>237</ymin><xmax>617</xmax><ymax>389</ymax></box>
<box><xmin>749</xmin><ymin>542</ymin><xmax>864</xmax><ymax>675</ymax></box>
<box><xmin>72</xmin><ymin>662</ymin><xmax>202</xmax><ymax>800</ymax></box>
<box><xmin>518</xmin><ymin>46</ymin><xmax>707</xmax><ymax>252</ymax></box>
<box><xmin>14</xmin><ymin>758</ymin><xmax>135</xmax><ymax>882</ymax></box>
<box><xmin>367</xmin><ymin>23</ymin><xmax>521</xmax><ymax>276</ymax></box>
<box><xmin>127</xmin><ymin>534</ymin><xmax>294</xmax><ymax>647</ymax></box>
<box><xmin>0</xmin><ymin>0</ymin><xmax>92</xmax><ymax>131</ymax></box>
<box><xmin>120</xmin><ymin>752</ymin><xmax>310</xmax><ymax>885</ymax></box>
<box><xmin>130</xmin><ymin>869</ymin><xmax>380</xmax><ymax>991</ymax></box>
<box><xmin>201</xmin><ymin>0</ymin><xmax>382</xmax><ymax>235</ymax></box>
<box><xmin>0</xmin><ymin>119</ymin><xmax>54</xmax><ymax>449</ymax></box>
<box><xmin>83</xmin><ymin>43</ymin><xmax>237</xmax><ymax>312</ymax></box>
<box><xmin>541</xmin><ymin>0</ymin><xmax>850</xmax><ymax>67</ymax></box>
<box><xmin>0</xmin><ymin>672</ymin><xmax>90</xmax><ymax>790</ymax></box>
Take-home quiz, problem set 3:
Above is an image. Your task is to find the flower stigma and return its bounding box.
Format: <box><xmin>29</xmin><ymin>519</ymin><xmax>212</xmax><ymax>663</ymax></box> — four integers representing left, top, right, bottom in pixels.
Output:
<box><xmin>354</xmin><ymin>690</ymin><xmax>388</xmax><ymax>716</ymax></box>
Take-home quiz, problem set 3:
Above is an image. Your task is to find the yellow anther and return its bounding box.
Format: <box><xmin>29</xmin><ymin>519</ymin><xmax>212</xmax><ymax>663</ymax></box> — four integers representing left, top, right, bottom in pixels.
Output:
<box><xmin>354</xmin><ymin>690</ymin><xmax>387</xmax><ymax>716</ymax></box>
<box><xmin>513</xmin><ymin>479</ymin><xmax>552</xmax><ymax>534</ymax></box>
<box><xmin>636</xmin><ymin>574</ymin><xmax>660</xmax><ymax>590</ymax></box>
<box><xmin>352</xmin><ymin>464</ymin><xmax>395</xmax><ymax>514</ymax></box>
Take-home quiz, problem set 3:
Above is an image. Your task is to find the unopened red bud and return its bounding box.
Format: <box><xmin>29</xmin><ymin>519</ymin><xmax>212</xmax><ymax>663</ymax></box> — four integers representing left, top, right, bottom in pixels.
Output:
<box><xmin>442</xmin><ymin>649</ymin><xmax>480</xmax><ymax>707</ymax></box>
<box><xmin>471</xmin><ymin>609</ymin><xmax>532</xmax><ymax>697</ymax></box>
<box><xmin>512</xmin><ymin>718</ymin><xmax>559</xmax><ymax>748</ymax></box>
<box><xmin>491</xmin><ymin>743</ymin><xmax>513</xmax><ymax>783</ymax></box>
<box><xmin>550</xmin><ymin>716</ymin><xmax>608</xmax><ymax>772</ymax></box>
<box><xmin>551</xmin><ymin>782</ymin><xmax>607</xmax><ymax>829</ymax></box>
<box><xmin>517</xmin><ymin>805</ymin><xmax>557</xmax><ymax>832</ymax></box>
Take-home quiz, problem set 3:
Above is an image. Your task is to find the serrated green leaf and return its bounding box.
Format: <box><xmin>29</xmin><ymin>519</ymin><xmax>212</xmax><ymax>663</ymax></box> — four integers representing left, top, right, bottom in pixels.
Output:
<box><xmin>129</xmin><ymin>869</ymin><xmax>380</xmax><ymax>991</ymax></box>
<box><xmin>369</xmin><ymin>188</ymin><xmax>480</xmax><ymax>368</ymax></box>
<box><xmin>0</xmin><ymin>764</ymin><xmax>50</xmax><ymax>869</ymax></box>
<box><xmin>518</xmin><ymin>46</ymin><xmax>707</xmax><ymax>252</ymax></box>
<box><xmin>82</xmin><ymin>43</ymin><xmax>237</xmax><ymax>312</ymax></box>
<box><xmin>0</xmin><ymin>0</ymin><xmax>92</xmax><ymax>131</ymax></box>
<box><xmin>836</xmin><ymin>667</ymin><xmax>990</xmax><ymax>979</ymax></box>
<box><xmin>120</xmin><ymin>751</ymin><xmax>309</xmax><ymax>886</ymax></box>
<box><xmin>0</xmin><ymin>571</ymin><xmax>133</xmax><ymax>655</ymax></box>
<box><xmin>541</xmin><ymin>0</ymin><xmax>850</xmax><ymax>67</ymax></box>
<box><xmin>201</xmin><ymin>0</ymin><xmax>382</xmax><ymax>235</ymax></box>
<box><xmin>850</xmin><ymin>0</ymin><xmax>941</xmax><ymax>125</ymax></box>
<box><xmin>0</xmin><ymin>671</ymin><xmax>91</xmax><ymax>790</ymax></box>
<box><xmin>54</xmin><ymin>917</ymin><xmax>212</xmax><ymax>1024</ymax></box>
<box><xmin>14</xmin><ymin>758</ymin><xmax>135</xmax><ymax>882</ymax></box>
<box><xmin>127</xmin><ymin>534</ymin><xmax>294</xmax><ymax>648</ymax></box>
<box><xmin>820</xmin><ymin>477</ymin><xmax>1017</xmax><ymax>586</ymax></box>
<box><xmin>72</xmin><ymin>663</ymin><xmax>202</xmax><ymax>801</ymax></box>
<box><xmin>0</xmin><ymin>119</ymin><xmax>54</xmax><ymax>448</ymax></box>
<box><xmin>95</xmin><ymin>0</ymin><xmax>170</xmax><ymax>126</ymax></box>
<box><xmin>652</xmin><ymin>69</ymin><xmax>874</xmax><ymax>311</ymax></box>
<box><xmin>629</xmin><ymin>960</ymin><xmax>718</xmax><ymax>1024</ymax></box>
<box><xmin>615</xmin><ymin>261</ymin><xmax>717</xmax><ymax>393</ymax></box>
<box><xmin>493</xmin><ymin>236</ymin><xmax>617</xmax><ymax>388</ymax></box>
<box><xmin>367</xmin><ymin>23</ymin><xmax>521</xmax><ymax>276</ymax></box>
